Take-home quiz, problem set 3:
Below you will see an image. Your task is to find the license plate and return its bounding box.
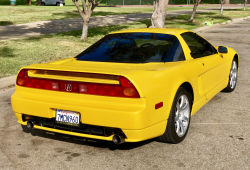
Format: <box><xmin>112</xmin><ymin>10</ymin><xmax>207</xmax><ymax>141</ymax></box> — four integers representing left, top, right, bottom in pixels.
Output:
<box><xmin>56</xmin><ymin>109</ymin><xmax>80</xmax><ymax>127</ymax></box>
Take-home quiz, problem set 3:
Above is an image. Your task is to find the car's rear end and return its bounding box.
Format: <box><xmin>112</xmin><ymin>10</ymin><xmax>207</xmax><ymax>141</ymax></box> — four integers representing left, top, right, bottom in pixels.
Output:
<box><xmin>11</xmin><ymin>59</ymin><xmax>172</xmax><ymax>144</ymax></box>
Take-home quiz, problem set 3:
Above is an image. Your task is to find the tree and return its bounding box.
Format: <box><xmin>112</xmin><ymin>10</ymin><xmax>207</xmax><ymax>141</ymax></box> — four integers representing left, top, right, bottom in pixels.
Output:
<box><xmin>189</xmin><ymin>0</ymin><xmax>201</xmax><ymax>22</ymax></box>
<box><xmin>220</xmin><ymin>0</ymin><xmax>226</xmax><ymax>15</ymax></box>
<box><xmin>72</xmin><ymin>0</ymin><xmax>102</xmax><ymax>42</ymax></box>
<box><xmin>151</xmin><ymin>0</ymin><xmax>169</xmax><ymax>28</ymax></box>
<box><xmin>244</xmin><ymin>0</ymin><xmax>247</xmax><ymax>11</ymax></box>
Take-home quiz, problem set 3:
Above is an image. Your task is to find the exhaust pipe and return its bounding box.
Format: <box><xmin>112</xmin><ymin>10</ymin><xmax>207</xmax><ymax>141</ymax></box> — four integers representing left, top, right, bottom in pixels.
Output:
<box><xmin>27</xmin><ymin>120</ymin><xmax>34</xmax><ymax>129</ymax></box>
<box><xmin>112</xmin><ymin>134</ymin><xmax>125</xmax><ymax>145</ymax></box>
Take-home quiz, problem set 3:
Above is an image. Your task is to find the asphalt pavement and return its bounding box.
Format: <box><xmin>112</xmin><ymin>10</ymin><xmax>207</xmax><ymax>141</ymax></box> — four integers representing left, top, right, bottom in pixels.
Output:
<box><xmin>0</xmin><ymin>19</ymin><xmax>250</xmax><ymax>170</ymax></box>
<box><xmin>0</xmin><ymin>7</ymin><xmax>242</xmax><ymax>41</ymax></box>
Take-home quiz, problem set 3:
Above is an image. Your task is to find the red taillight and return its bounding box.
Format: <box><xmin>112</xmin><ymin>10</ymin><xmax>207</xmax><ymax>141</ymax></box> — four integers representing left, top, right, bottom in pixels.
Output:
<box><xmin>18</xmin><ymin>70</ymin><xmax>26</xmax><ymax>78</ymax></box>
<box><xmin>17</xmin><ymin>69</ymin><xmax>27</xmax><ymax>86</ymax></box>
<box><xmin>16</xmin><ymin>69</ymin><xmax>60</xmax><ymax>91</ymax></box>
<box><xmin>119</xmin><ymin>76</ymin><xmax>133</xmax><ymax>87</ymax></box>
<box><xmin>119</xmin><ymin>76</ymin><xmax>139</xmax><ymax>98</ymax></box>
<box><xmin>16</xmin><ymin>69</ymin><xmax>140</xmax><ymax>98</ymax></box>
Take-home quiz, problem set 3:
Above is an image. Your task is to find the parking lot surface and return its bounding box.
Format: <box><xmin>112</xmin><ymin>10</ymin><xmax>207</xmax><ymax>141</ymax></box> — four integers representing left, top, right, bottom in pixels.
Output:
<box><xmin>0</xmin><ymin>19</ymin><xmax>250</xmax><ymax>170</ymax></box>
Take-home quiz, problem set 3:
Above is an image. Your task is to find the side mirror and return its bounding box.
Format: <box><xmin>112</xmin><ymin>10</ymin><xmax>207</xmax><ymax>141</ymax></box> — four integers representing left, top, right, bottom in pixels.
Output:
<box><xmin>218</xmin><ymin>46</ymin><xmax>228</xmax><ymax>53</ymax></box>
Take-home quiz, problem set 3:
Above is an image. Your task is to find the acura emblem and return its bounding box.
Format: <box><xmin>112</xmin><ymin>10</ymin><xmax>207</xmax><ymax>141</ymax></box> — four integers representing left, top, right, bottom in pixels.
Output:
<box><xmin>65</xmin><ymin>83</ymin><xmax>72</xmax><ymax>92</ymax></box>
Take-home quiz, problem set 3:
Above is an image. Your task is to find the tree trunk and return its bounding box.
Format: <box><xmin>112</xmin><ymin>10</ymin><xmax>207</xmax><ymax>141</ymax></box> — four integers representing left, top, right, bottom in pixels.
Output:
<box><xmin>151</xmin><ymin>0</ymin><xmax>169</xmax><ymax>28</ymax></box>
<box><xmin>220</xmin><ymin>3</ymin><xmax>224</xmax><ymax>15</ymax></box>
<box><xmin>220</xmin><ymin>0</ymin><xmax>226</xmax><ymax>16</ymax></box>
<box><xmin>27</xmin><ymin>0</ymin><xmax>31</xmax><ymax>5</ymax></box>
<box><xmin>81</xmin><ymin>21</ymin><xmax>89</xmax><ymax>42</ymax></box>
<box><xmin>72</xmin><ymin>0</ymin><xmax>102</xmax><ymax>42</ymax></box>
<box><xmin>244</xmin><ymin>0</ymin><xmax>247</xmax><ymax>11</ymax></box>
<box><xmin>189</xmin><ymin>0</ymin><xmax>200</xmax><ymax>22</ymax></box>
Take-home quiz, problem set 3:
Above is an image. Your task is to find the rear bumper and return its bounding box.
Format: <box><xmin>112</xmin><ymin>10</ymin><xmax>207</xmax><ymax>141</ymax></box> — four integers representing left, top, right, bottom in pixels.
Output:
<box><xmin>15</xmin><ymin>113</ymin><xmax>166</xmax><ymax>142</ymax></box>
<box><xmin>12</xmin><ymin>86</ymin><xmax>166</xmax><ymax>142</ymax></box>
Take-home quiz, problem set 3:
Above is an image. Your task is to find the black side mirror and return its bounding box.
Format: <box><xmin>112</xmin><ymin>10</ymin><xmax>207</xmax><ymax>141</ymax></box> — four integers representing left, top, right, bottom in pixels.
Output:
<box><xmin>218</xmin><ymin>46</ymin><xmax>228</xmax><ymax>53</ymax></box>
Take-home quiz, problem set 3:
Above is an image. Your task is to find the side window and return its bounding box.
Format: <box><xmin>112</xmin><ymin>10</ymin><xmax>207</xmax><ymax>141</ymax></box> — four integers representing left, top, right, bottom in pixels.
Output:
<box><xmin>162</xmin><ymin>36</ymin><xmax>185</xmax><ymax>62</ymax></box>
<box><xmin>181</xmin><ymin>32</ymin><xmax>217</xmax><ymax>59</ymax></box>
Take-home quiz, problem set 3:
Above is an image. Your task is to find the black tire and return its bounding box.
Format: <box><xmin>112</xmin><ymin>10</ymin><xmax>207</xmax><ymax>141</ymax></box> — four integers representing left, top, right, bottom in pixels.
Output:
<box><xmin>56</xmin><ymin>2</ymin><xmax>60</xmax><ymax>6</ymax></box>
<box><xmin>41</xmin><ymin>2</ymin><xmax>45</xmax><ymax>5</ymax></box>
<box><xmin>158</xmin><ymin>87</ymin><xmax>192</xmax><ymax>144</ymax></box>
<box><xmin>222</xmin><ymin>58</ymin><xmax>238</xmax><ymax>93</ymax></box>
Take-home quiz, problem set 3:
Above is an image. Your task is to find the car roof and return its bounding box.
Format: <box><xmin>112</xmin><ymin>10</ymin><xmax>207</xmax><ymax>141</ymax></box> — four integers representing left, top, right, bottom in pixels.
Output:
<box><xmin>110</xmin><ymin>28</ymin><xmax>191</xmax><ymax>35</ymax></box>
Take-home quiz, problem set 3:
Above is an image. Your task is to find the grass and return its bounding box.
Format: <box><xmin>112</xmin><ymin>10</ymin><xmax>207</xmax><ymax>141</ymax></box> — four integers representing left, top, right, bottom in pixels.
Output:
<box><xmin>0</xmin><ymin>7</ymin><xmax>249</xmax><ymax>78</ymax></box>
<box><xmin>0</xmin><ymin>5</ymin><xmax>209</xmax><ymax>26</ymax></box>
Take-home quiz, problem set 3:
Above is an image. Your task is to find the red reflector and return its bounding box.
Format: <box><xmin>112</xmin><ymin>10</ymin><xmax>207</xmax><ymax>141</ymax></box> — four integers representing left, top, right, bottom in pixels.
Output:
<box><xmin>155</xmin><ymin>102</ymin><xmax>163</xmax><ymax>110</ymax></box>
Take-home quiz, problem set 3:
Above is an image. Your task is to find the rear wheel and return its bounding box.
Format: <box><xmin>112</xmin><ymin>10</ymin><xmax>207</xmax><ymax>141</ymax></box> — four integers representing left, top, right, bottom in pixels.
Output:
<box><xmin>158</xmin><ymin>87</ymin><xmax>191</xmax><ymax>144</ymax></box>
<box><xmin>56</xmin><ymin>2</ymin><xmax>60</xmax><ymax>6</ymax></box>
<box><xmin>222</xmin><ymin>59</ymin><xmax>238</xmax><ymax>92</ymax></box>
<box><xmin>41</xmin><ymin>2</ymin><xmax>45</xmax><ymax>5</ymax></box>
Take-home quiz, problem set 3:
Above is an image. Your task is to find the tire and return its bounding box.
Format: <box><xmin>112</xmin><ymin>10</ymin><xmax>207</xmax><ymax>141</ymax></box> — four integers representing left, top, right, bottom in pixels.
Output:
<box><xmin>56</xmin><ymin>2</ymin><xmax>60</xmax><ymax>6</ymax></box>
<box><xmin>41</xmin><ymin>2</ymin><xmax>45</xmax><ymax>5</ymax></box>
<box><xmin>158</xmin><ymin>87</ymin><xmax>192</xmax><ymax>144</ymax></box>
<box><xmin>222</xmin><ymin>58</ymin><xmax>238</xmax><ymax>92</ymax></box>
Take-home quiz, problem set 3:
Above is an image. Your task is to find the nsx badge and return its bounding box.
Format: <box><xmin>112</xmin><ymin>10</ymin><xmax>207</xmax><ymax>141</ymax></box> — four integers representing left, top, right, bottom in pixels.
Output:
<box><xmin>65</xmin><ymin>83</ymin><xmax>72</xmax><ymax>92</ymax></box>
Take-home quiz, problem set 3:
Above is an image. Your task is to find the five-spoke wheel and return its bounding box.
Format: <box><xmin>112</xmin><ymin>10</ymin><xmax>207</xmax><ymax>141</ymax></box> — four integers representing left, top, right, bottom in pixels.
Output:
<box><xmin>175</xmin><ymin>94</ymin><xmax>190</xmax><ymax>137</ymax></box>
<box><xmin>223</xmin><ymin>58</ymin><xmax>238</xmax><ymax>92</ymax></box>
<box><xmin>158</xmin><ymin>87</ymin><xmax>192</xmax><ymax>144</ymax></box>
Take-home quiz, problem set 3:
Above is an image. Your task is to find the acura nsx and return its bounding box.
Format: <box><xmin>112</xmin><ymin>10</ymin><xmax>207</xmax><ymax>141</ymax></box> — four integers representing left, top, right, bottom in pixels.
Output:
<box><xmin>11</xmin><ymin>28</ymin><xmax>239</xmax><ymax>144</ymax></box>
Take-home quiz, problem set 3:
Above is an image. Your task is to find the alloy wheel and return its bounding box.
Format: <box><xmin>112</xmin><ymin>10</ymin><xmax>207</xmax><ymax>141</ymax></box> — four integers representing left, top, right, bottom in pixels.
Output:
<box><xmin>230</xmin><ymin>61</ymin><xmax>237</xmax><ymax>89</ymax></box>
<box><xmin>175</xmin><ymin>94</ymin><xmax>190</xmax><ymax>137</ymax></box>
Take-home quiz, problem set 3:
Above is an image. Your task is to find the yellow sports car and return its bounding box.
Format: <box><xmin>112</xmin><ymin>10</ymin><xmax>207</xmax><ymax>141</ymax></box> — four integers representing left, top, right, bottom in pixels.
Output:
<box><xmin>11</xmin><ymin>28</ymin><xmax>239</xmax><ymax>144</ymax></box>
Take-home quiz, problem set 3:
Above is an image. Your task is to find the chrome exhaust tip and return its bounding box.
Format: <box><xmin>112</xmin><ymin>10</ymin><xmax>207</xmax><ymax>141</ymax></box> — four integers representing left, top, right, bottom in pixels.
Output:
<box><xmin>27</xmin><ymin>120</ymin><xmax>34</xmax><ymax>129</ymax></box>
<box><xmin>112</xmin><ymin>134</ymin><xmax>125</xmax><ymax>145</ymax></box>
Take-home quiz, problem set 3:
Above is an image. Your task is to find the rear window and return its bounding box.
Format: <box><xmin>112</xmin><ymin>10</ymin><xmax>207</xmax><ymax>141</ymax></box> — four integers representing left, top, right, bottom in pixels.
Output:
<box><xmin>76</xmin><ymin>33</ymin><xmax>185</xmax><ymax>63</ymax></box>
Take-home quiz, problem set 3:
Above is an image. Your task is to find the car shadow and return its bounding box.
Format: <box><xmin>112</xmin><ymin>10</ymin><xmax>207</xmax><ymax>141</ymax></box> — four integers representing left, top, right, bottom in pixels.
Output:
<box><xmin>21</xmin><ymin>125</ymin><xmax>155</xmax><ymax>151</ymax></box>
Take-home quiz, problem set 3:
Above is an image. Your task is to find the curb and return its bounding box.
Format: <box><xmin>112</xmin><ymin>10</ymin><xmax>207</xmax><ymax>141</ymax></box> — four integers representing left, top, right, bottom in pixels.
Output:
<box><xmin>192</xmin><ymin>16</ymin><xmax>250</xmax><ymax>33</ymax></box>
<box><xmin>0</xmin><ymin>15</ymin><xmax>249</xmax><ymax>90</ymax></box>
<box><xmin>0</xmin><ymin>76</ymin><xmax>16</xmax><ymax>90</ymax></box>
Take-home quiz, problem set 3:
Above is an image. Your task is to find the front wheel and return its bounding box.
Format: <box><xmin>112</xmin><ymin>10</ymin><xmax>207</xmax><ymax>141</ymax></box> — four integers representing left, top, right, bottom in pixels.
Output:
<box><xmin>158</xmin><ymin>87</ymin><xmax>192</xmax><ymax>144</ymax></box>
<box><xmin>41</xmin><ymin>2</ymin><xmax>45</xmax><ymax>5</ymax></box>
<box><xmin>222</xmin><ymin>59</ymin><xmax>238</xmax><ymax>92</ymax></box>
